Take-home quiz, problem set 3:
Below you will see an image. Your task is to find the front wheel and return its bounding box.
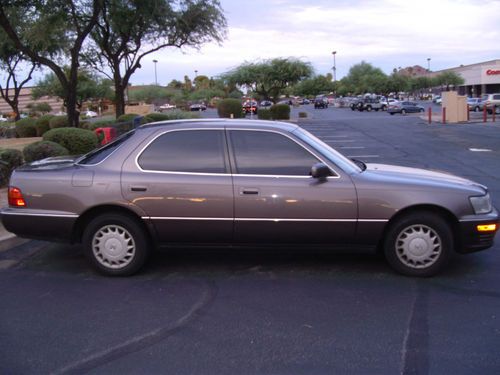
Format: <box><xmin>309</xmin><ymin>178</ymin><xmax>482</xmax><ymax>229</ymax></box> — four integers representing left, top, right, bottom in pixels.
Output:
<box><xmin>381</xmin><ymin>105</ymin><xmax>387</xmax><ymax>111</ymax></box>
<box><xmin>83</xmin><ymin>214</ymin><xmax>150</xmax><ymax>276</ymax></box>
<box><xmin>495</xmin><ymin>106</ymin><xmax>500</xmax><ymax>115</ymax></box>
<box><xmin>401</xmin><ymin>109</ymin><xmax>406</xmax><ymax>115</ymax></box>
<box><xmin>383</xmin><ymin>212</ymin><xmax>453</xmax><ymax>277</ymax></box>
<box><xmin>420</xmin><ymin>108</ymin><xmax>425</xmax><ymax>113</ymax></box>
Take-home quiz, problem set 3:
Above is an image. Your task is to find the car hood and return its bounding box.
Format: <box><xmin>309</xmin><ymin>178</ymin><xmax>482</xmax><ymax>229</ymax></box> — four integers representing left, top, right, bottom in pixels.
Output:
<box><xmin>364</xmin><ymin>163</ymin><xmax>487</xmax><ymax>192</ymax></box>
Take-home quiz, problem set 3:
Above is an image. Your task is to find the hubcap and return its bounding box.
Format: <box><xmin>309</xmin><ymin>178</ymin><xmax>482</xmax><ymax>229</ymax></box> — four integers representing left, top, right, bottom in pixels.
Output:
<box><xmin>395</xmin><ymin>224</ymin><xmax>441</xmax><ymax>269</ymax></box>
<box><xmin>92</xmin><ymin>225</ymin><xmax>136</xmax><ymax>269</ymax></box>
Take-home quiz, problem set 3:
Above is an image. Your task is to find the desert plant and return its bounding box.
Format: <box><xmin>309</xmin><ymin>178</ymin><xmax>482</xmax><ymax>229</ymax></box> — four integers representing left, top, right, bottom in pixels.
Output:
<box><xmin>15</xmin><ymin>118</ymin><xmax>37</xmax><ymax>137</ymax></box>
<box><xmin>217</xmin><ymin>99</ymin><xmax>245</xmax><ymax>118</ymax></box>
<box><xmin>49</xmin><ymin>116</ymin><xmax>70</xmax><ymax>129</ymax></box>
<box><xmin>23</xmin><ymin>141</ymin><xmax>69</xmax><ymax>162</ymax></box>
<box><xmin>35</xmin><ymin>114</ymin><xmax>54</xmax><ymax>136</ymax></box>
<box><xmin>43</xmin><ymin>128</ymin><xmax>98</xmax><ymax>155</ymax></box>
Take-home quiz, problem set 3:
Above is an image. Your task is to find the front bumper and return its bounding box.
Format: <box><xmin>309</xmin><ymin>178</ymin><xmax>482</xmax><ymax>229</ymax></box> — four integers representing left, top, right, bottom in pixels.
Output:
<box><xmin>457</xmin><ymin>208</ymin><xmax>499</xmax><ymax>253</ymax></box>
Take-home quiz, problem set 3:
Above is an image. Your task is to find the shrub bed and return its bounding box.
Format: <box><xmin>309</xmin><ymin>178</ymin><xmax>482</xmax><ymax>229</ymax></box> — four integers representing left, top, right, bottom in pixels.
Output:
<box><xmin>145</xmin><ymin>110</ymin><xmax>199</xmax><ymax>122</ymax></box>
<box><xmin>15</xmin><ymin>118</ymin><xmax>37</xmax><ymax>137</ymax></box>
<box><xmin>43</xmin><ymin>128</ymin><xmax>98</xmax><ymax>155</ymax></box>
<box><xmin>0</xmin><ymin>148</ymin><xmax>24</xmax><ymax>186</ymax></box>
<box><xmin>35</xmin><ymin>114</ymin><xmax>54</xmax><ymax>136</ymax></box>
<box><xmin>257</xmin><ymin>109</ymin><xmax>272</xmax><ymax>120</ymax></box>
<box><xmin>23</xmin><ymin>141</ymin><xmax>69</xmax><ymax>163</ymax></box>
<box><xmin>270</xmin><ymin>104</ymin><xmax>290</xmax><ymax>120</ymax></box>
<box><xmin>49</xmin><ymin>116</ymin><xmax>70</xmax><ymax>129</ymax></box>
<box><xmin>217</xmin><ymin>99</ymin><xmax>245</xmax><ymax>118</ymax></box>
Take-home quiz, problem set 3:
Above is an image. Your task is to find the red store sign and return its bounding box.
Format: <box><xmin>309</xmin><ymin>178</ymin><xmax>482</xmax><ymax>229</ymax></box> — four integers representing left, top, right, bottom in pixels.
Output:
<box><xmin>486</xmin><ymin>69</ymin><xmax>500</xmax><ymax>75</ymax></box>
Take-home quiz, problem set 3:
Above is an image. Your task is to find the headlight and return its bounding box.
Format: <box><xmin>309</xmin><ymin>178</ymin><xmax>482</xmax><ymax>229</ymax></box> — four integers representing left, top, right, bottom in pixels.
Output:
<box><xmin>469</xmin><ymin>194</ymin><xmax>492</xmax><ymax>214</ymax></box>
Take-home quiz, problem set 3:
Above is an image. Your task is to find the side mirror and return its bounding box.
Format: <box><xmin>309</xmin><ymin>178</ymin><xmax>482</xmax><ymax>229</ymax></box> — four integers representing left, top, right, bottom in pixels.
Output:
<box><xmin>310</xmin><ymin>163</ymin><xmax>331</xmax><ymax>179</ymax></box>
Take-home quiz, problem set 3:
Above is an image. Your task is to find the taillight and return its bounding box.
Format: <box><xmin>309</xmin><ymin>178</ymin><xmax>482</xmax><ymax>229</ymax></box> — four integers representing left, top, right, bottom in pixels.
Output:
<box><xmin>8</xmin><ymin>187</ymin><xmax>26</xmax><ymax>207</ymax></box>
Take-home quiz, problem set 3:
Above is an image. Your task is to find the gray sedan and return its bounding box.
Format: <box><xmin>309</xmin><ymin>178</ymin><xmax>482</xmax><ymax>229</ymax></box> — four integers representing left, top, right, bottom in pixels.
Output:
<box><xmin>1</xmin><ymin>120</ymin><xmax>498</xmax><ymax>276</ymax></box>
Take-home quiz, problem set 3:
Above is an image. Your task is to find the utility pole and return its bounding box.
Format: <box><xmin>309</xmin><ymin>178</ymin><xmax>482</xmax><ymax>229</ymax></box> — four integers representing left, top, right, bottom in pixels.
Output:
<box><xmin>153</xmin><ymin>59</ymin><xmax>158</xmax><ymax>85</ymax></box>
<box><xmin>332</xmin><ymin>51</ymin><xmax>337</xmax><ymax>82</ymax></box>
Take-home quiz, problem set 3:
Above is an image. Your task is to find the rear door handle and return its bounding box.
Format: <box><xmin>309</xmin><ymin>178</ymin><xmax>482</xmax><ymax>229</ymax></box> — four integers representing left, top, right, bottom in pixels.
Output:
<box><xmin>240</xmin><ymin>188</ymin><xmax>259</xmax><ymax>195</ymax></box>
<box><xmin>130</xmin><ymin>186</ymin><xmax>147</xmax><ymax>192</ymax></box>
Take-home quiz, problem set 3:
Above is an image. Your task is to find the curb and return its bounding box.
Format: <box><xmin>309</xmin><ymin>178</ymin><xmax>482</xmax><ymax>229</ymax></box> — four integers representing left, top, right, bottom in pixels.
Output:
<box><xmin>0</xmin><ymin>233</ymin><xmax>29</xmax><ymax>253</ymax></box>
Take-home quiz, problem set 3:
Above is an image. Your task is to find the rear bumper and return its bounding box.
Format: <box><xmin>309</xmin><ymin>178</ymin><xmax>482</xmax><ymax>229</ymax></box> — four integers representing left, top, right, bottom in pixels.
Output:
<box><xmin>0</xmin><ymin>208</ymin><xmax>77</xmax><ymax>242</ymax></box>
<box><xmin>457</xmin><ymin>209</ymin><xmax>499</xmax><ymax>253</ymax></box>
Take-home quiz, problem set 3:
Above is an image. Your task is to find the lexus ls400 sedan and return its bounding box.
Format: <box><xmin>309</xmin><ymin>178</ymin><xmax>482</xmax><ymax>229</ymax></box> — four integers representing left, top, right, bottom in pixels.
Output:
<box><xmin>1</xmin><ymin>120</ymin><xmax>498</xmax><ymax>276</ymax></box>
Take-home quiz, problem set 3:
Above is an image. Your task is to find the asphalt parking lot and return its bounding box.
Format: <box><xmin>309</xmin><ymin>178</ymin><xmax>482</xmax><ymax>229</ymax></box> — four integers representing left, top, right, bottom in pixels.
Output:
<box><xmin>1</xmin><ymin>106</ymin><xmax>499</xmax><ymax>374</ymax></box>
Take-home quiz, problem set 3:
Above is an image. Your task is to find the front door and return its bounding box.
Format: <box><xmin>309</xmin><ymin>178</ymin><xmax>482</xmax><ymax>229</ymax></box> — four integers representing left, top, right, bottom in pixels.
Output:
<box><xmin>121</xmin><ymin>128</ymin><xmax>233</xmax><ymax>244</ymax></box>
<box><xmin>228</xmin><ymin>129</ymin><xmax>357</xmax><ymax>244</ymax></box>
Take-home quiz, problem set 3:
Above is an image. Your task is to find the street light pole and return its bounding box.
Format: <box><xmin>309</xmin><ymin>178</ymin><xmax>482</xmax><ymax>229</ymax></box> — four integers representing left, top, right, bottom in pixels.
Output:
<box><xmin>332</xmin><ymin>51</ymin><xmax>337</xmax><ymax>82</ymax></box>
<box><xmin>153</xmin><ymin>59</ymin><xmax>158</xmax><ymax>85</ymax></box>
<box><xmin>427</xmin><ymin>57</ymin><xmax>431</xmax><ymax>72</ymax></box>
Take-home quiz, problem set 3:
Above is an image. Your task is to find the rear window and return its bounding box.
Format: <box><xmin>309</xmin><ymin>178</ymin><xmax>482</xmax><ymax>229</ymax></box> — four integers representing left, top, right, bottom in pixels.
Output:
<box><xmin>78</xmin><ymin>131</ymin><xmax>135</xmax><ymax>165</ymax></box>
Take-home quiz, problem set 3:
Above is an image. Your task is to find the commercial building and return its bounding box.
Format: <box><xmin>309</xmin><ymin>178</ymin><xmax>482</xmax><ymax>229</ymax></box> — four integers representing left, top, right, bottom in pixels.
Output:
<box><xmin>0</xmin><ymin>86</ymin><xmax>62</xmax><ymax>115</ymax></box>
<box><xmin>431</xmin><ymin>59</ymin><xmax>500</xmax><ymax>97</ymax></box>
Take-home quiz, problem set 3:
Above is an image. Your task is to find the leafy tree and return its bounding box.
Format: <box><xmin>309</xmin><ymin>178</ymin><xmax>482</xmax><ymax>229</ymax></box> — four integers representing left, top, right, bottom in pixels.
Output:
<box><xmin>83</xmin><ymin>0</ymin><xmax>227</xmax><ymax>118</ymax></box>
<box><xmin>167</xmin><ymin>79</ymin><xmax>184</xmax><ymax>89</ymax></box>
<box><xmin>0</xmin><ymin>10</ymin><xmax>37</xmax><ymax>121</ymax></box>
<box><xmin>433</xmin><ymin>71</ymin><xmax>464</xmax><ymax>91</ymax></box>
<box><xmin>341</xmin><ymin>61</ymin><xmax>388</xmax><ymax>94</ymax></box>
<box><xmin>32</xmin><ymin>68</ymin><xmax>113</xmax><ymax>112</ymax></box>
<box><xmin>0</xmin><ymin>1</ymin><xmax>104</xmax><ymax>127</ymax></box>
<box><xmin>128</xmin><ymin>85</ymin><xmax>175</xmax><ymax>104</ymax></box>
<box><xmin>293</xmin><ymin>74</ymin><xmax>335</xmax><ymax>97</ymax></box>
<box><xmin>223</xmin><ymin>58</ymin><xmax>313</xmax><ymax>102</ymax></box>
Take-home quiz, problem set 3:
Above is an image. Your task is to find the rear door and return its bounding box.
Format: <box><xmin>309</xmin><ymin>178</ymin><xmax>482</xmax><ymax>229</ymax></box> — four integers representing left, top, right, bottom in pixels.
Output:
<box><xmin>121</xmin><ymin>128</ymin><xmax>234</xmax><ymax>244</ymax></box>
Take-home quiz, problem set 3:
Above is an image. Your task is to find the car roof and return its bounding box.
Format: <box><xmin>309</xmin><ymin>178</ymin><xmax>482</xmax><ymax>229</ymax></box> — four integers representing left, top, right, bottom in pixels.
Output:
<box><xmin>139</xmin><ymin>118</ymin><xmax>299</xmax><ymax>133</ymax></box>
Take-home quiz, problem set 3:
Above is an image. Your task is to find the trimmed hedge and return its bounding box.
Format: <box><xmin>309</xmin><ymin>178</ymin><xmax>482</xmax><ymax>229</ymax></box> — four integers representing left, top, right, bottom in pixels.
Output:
<box><xmin>49</xmin><ymin>116</ymin><xmax>70</xmax><ymax>129</ymax></box>
<box><xmin>217</xmin><ymin>99</ymin><xmax>245</xmax><ymax>118</ymax></box>
<box><xmin>145</xmin><ymin>110</ymin><xmax>199</xmax><ymax>122</ymax></box>
<box><xmin>43</xmin><ymin>128</ymin><xmax>98</xmax><ymax>155</ymax></box>
<box><xmin>23</xmin><ymin>141</ymin><xmax>69</xmax><ymax>163</ymax></box>
<box><xmin>0</xmin><ymin>124</ymin><xmax>17</xmax><ymax>138</ymax></box>
<box><xmin>270</xmin><ymin>104</ymin><xmax>290</xmax><ymax>120</ymax></box>
<box><xmin>15</xmin><ymin>118</ymin><xmax>37</xmax><ymax>138</ymax></box>
<box><xmin>0</xmin><ymin>148</ymin><xmax>23</xmax><ymax>186</ymax></box>
<box><xmin>257</xmin><ymin>109</ymin><xmax>272</xmax><ymax>120</ymax></box>
<box><xmin>35</xmin><ymin>114</ymin><xmax>54</xmax><ymax>136</ymax></box>
<box><xmin>80</xmin><ymin>119</ymin><xmax>115</xmax><ymax>131</ymax></box>
<box><xmin>117</xmin><ymin>113</ymin><xmax>141</xmax><ymax>122</ymax></box>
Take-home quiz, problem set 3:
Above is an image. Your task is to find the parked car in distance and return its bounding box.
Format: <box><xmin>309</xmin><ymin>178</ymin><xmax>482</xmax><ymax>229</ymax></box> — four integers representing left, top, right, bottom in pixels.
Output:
<box><xmin>189</xmin><ymin>103</ymin><xmax>207</xmax><ymax>111</ymax></box>
<box><xmin>260</xmin><ymin>100</ymin><xmax>273</xmax><ymax>107</ymax></box>
<box><xmin>2</xmin><ymin>119</ymin><xmax>498</xmax><ymax>277</ymax></box>
<box><xmin>0</xmin><ymin>115</ymin><xmax>8</xmax><ymax>122</ymax></box>
<box><xmin>433</xmin><ymin>96</ymin><xmax>442</xmax><ymax>105</ymax></box>
<box><xmin>357</xmin><ymin>98</ymin><xmax>387</xmax><ymax>112</ymax></box>
<box><xmin>298</xmin><ymin>98</ymin><xmax>310</xmax><ymax>105</ymax></box>
<box><xmin>84</xmin><ymin>110</ymin><xmax>98</xmax><ymax>118</ymax></box>
<box><xmin>388</xmin><ymin>101</ymin><xmax>425</xmax><ymax>115</ymax></box>
<box><xmin>243</xmin><ymin>100</ymin><xmax>258</xmax><ymax>114</ymax></box>
<box><xmin>158</xmin><ymin>103</ymin><xmax>176</xmax><ymax>112</ymax></box>
<box><xmin>467</xmin><ymin>98</ymin><xmax>483</xmax><ymax>112</ymax></box>
<box><xmin>481</xmin><ymin>93</ymin><xmax>500</xmax><ymax>114</ymax></box>
<box><xmin>314</xmin><ymin>97</ymin><xmax>328</xmax><ymax>109</ymax></box>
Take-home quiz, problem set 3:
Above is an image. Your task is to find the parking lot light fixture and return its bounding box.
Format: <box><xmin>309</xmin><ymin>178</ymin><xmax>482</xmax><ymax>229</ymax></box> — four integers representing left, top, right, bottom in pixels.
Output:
<box><xmin>153</xmin><ymin>59</ymin><xmax>158</xmax><ymax>85</ymax></box>
<box><xmin>332</xmin><ymin>51</ymin><xmax>337</xmax><ymax>82</ymax></box>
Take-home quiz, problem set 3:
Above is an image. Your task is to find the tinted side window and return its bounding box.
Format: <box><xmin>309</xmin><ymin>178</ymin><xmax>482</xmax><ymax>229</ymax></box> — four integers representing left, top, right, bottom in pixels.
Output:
<box><xmin>493</xmin><ymin>95</ymin><xmax>500</xmax><ymax>100</ymax></box>
<box><xmin>230</xmin><ymin>131</ymin><xmax>319</xmax><ymax>175</ymax></box>
<box><xmin>138</xmin><ymin>130</ymin><xmax>226</xmax><ymax>173</ymax></box>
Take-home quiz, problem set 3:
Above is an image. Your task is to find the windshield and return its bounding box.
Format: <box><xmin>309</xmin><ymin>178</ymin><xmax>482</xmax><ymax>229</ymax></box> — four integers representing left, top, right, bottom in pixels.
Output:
<box><xmin>77</xmin><ymin>130</ymin><xmax>135</xmax><ymax>165</ymax></box>
<box><xmin>292</xmin><ymin>127</ymin><xmax>361</xmax><ymax>174</ymax></box>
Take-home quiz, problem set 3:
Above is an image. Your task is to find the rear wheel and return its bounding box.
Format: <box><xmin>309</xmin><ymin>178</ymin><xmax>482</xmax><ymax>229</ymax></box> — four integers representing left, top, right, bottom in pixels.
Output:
<box><xmin>366</xmin><ymin>105</ymin><xmax>372</xmax><ymax>112</ymax></box>
<box><xmin>383</xmin><ymin>212</ymin><xmax>453</xmax><ymax>277</ymax></box>
<box><xmin>83</xmin><ymin>214</ymin><xmax>150</xmax><ymax>276</ymax></box>
<box><xmin>401</xmin><ymin>109</ymin><xmax>406</xmax><ymax>115</ymax></box>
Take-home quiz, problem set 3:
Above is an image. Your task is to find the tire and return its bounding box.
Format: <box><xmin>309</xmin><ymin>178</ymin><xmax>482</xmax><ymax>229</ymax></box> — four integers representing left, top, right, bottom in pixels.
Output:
<box><xmin>83</xmin><ymin>213</ymin><xmax>150</xmax><ymax>276</ymax></box>
<box><xmin>381</xmin><ymin>105</ymin><xmax>387</xmax><ymax>111</ymax></box>
<box><xmin>390</xmin><ymin>112</ymin><xmax>395</xmax><ymax>115</ymax></box>
<box><xmin>383</xmin><ymin>212</ymin><xmax>453</xmax><ymax>277</ymax></box>
<box><xmin>474</xmin><ymin>106</ymin><xmax>480</xmax><ymax>112</ymax></box>
<box><xmin>351</xmin><ymin>106</ymin><xmax>356</xmax><ymax>111</ymax></box>
<box><xmin>374</xmin><ymin>108</ymin><xmax>379</xmax><ymax>112</ymax></box>
<box><xmin>420</xmin><ymin>108</ymin><xmax>425</xmax><ymax>113</ymax></box>
<box><xmin>495</xmin><ymin>106</ymin><xmax>500</xmax><ymax>115</ymax></box>
<box><xmin>401</xmin><ymin>109</ymin><xmax>406</xmax><ymax>115</ymax></box>
<box><xmin>366</xmin><ymin>105</ymin><xmax>372</xmax><ymax>112</ymax></box>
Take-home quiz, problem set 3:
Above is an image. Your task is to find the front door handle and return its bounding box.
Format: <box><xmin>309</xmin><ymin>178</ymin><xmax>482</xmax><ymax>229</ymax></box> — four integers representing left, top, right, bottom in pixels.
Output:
<box><xmin>130</xmin><ymin>186</ymin><xmax>147</xmax><ymax>192</ymax></box>
<box><xmin>240</xmin><ymin>188</ymin><xmax>259</xmax><ymax>195</ymax></box>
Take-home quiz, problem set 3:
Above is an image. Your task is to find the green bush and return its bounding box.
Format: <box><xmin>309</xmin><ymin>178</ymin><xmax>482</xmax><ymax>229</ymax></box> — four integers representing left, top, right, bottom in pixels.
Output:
<box><xmin>15</xmin><ymin>118</ymin><xmax>37</xmax><ymax>138</ymax></box>
<box><xmin>35</xmin><ymin>114</ymin><xmax>54</xmax><ymax>136</ymax></box>
<box><xmin>49</xmin><ymin>116</ymin><xmax>70</xmax><ymax>129</ymax></box>
<box><xmin>270</xmin><ymin>104</ymin><xmax>290</xmax><ymax>120</ymax></box>
<box><xmin>117</xmin><ymin>113</ymin><xmax>141</xmax><ymax>122</ymax></box>
<box><xmin>43</xmin><ymin>128</ymin><xmax>98</xmax><ymax>155</ymax></box>
<box><xmin>298</xmin><ymin>111</ymin><xmax>308</xmax><ymax>118</ymax></box>
<box><xmin>257</xmin><ymin>109</ymin><xmax>272</xmax><ymax>120</ymax></box>
<box><xmin>0</xmin><ymin>124</ymin><xmax>17</xmax><ymax>138</ymax></box>
<box><xmin>217</xmin><ymin>99</ymin><xmax>245</xmax><ymax>118</ymax></box>
<box><xmin>80</xmin><ymin>119</ymin><xmax>114</xmax><ymax>131</ymax></box>
<box><xmin>0</xmin><ymin>148</ymin><xmax>23</xmax><ymax>186</ymax></box>
<box><xmin>23</xmin><ymin>141</ymin><xmax>69</xmax><ymax>163</ymax></box>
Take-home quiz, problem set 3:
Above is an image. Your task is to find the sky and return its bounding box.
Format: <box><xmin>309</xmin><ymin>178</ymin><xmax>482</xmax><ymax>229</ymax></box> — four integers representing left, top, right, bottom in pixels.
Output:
<box><xmin>130</xmin><ymin>0</ymin><xmax>500</xmax><ymax>86</ymax></box>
